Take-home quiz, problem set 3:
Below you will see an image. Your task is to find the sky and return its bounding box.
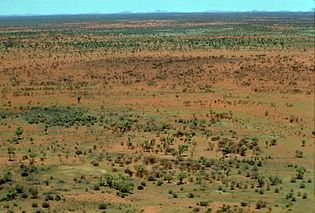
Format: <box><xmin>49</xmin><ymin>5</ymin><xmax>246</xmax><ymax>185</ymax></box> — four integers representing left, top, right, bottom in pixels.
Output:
<box><xmin>0</xmin><ymin>0</ymin><xmax>314</xmax><ymax>16</ymax></box>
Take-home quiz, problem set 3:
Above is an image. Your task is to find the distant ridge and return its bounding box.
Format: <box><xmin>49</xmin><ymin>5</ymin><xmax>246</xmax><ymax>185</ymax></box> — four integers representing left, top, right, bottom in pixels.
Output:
<box><xmin>118</xmin><ymin>11</ymin><xmax>134</xmax><ymax>14</ymax></box>
<box><xmin>153</xmin><ymin>10</ymin><xmax>169</xmax><ymax>13</ymax></box>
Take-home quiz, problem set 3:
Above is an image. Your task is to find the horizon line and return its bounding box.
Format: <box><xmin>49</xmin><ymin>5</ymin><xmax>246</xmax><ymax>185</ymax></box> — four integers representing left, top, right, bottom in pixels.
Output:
<box><xmin>0</xmin><ymin>10</ymin><xmax>314</xmax><ymax>18</ymax></box>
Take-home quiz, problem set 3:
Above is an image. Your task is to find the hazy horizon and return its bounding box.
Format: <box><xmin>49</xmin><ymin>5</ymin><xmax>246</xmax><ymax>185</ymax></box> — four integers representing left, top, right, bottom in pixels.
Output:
<box><xmin>1</xmin><ymin>0</ymin><xmax>314</xmax><ymax>16</ymax></box>
<box><xmin>0</xmin><ymin>10</ymin><xmax>314</xmax><ymax>18</ymax></box>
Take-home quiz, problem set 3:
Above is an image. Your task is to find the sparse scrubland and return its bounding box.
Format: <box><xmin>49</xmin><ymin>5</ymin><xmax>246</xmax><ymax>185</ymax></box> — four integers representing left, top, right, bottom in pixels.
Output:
<box><xmin>0</xmin><ymin>12</ymin><xmax>314</xmax><ymax>212</ymax></box>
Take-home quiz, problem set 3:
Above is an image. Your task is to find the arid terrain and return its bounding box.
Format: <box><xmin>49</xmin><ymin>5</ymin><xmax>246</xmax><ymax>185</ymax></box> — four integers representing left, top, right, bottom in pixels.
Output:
<box><xmin>0</xmin><ymin>12</ymin><xmax>314</xmax><ymax>212</ymax></box>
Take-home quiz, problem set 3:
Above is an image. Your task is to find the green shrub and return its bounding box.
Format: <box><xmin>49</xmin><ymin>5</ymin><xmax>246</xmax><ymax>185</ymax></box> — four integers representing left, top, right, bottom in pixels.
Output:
<box><xmin>172</xmin><ymin>192</ymin><xmax>178</xmax><ymax>198</ymax></box>
<box><xmin>99</xmin><ymin>203</ymin><xmax>107</xmax><ymax>209</ymax></box>
<box><xmin>21</xmin><ymin>193</ymin><xmax>28</xmax><ymax>198</ymax></box>
<box><xmin>156</xmin><ymin>180</ymin><xmax>163</xmax><ymax>186</ymax></box>
<box><xmin>135</xmin><ymin>164</ymin><xmax>145</xmax><ymax>177</ymax></box>
<box><xmin>295</xmin><ymin>150</ymin><xmax>303</xmax><ymax>158</ymax></box>
<box><xmin>256</xmin><ymin>200</ymin><xmax>266</xmax><ymax>209</ymax></box>
<box><xmin>29</xmin><ymin>187</ymin><xmax>39</xmax><ymax>199</ymax></box>
<box><xmin>55</xmin><ymin>194</ymin><xmax>62</xmax><ymax>201</ymax></box>
<box><xmin>42</xmin><ymin>201</ymin><xmax>50</xmax><ymax>208</ymax></box>
<box><xmin>93</xmin><ymin>184</ymin><xmax>100</xmax><ymax>191</ymax></box>
<box><xmin>6</xmin><ymin>189</ymin><xmax>17</xmax><ymax>200</ymax></box>
<box><xmin>177</xmin><ymin>172</ymin><xmax>187</xmax><ymax>184</ymax></box>
<box><xmin>114</xmin><ymin>179</ymin><xmax>134</xmax><ymax>193</ymax></box>
<box><xmin>147</xmin><ymin>175</ymin><xmax>156</xmax><ymax>181</ymax></box>
<box><xmin>21</xmin><ymin>106</ymin><xmax>98</xmax><ymax>127</ymax></box>
<box><xmin>188</xmin><ymin>193</ymin><xmax>194</xmax><ymax>198</ymax></box>
<box><xmin>296</xmin><ymin>167</ymin><xmax>306</xmax><ymax>179</ymax></box>
<box><xmin>44</xmin><ymin>193</ymin><xmax>54</xmax><ymax>201</ymax></box>
<box><xmin>193</xmin><ymin>207</ymin><xmax>200</xmax><ymax>212</ymax></box>
<box><xmin>15</xmin><ymin>184</ymin><xmax>24</xmax><ymax>193</ymax></box>
<box><xmin>269</xmin><ymin>176</ymin><xmax>282</xmax><ymax>186</ymax></box>
<box><xmin>137</xmin><ymin>185</ymin><xmax>144</xmax><ymax>190</ymax></box>
<box><xmin>199</xmin><ymin>201</ymin><xmax>209</xmax><ymax>206</ymax></box>
<box><xmin>3</xmin><ymin>171</ymin><xmax>12</xmax><ymax>182</ymax></box>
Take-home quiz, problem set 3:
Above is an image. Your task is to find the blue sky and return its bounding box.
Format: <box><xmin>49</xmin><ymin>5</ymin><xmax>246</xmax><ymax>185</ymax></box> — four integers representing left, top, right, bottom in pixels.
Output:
<box><xmin>0</xmin><ymin>0</ymin><xmax>314</xmax><ymax>16</ymax></box>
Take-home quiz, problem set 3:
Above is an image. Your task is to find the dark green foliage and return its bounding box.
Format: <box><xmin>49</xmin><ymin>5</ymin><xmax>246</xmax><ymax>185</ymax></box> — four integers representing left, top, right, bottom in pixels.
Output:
<box><xmin>99</xmin><ymin>203</ymin><xmax>107</xmax><ymax>209</ymax></box>
<box><xmin>43</xmin><ymin>191</ymin><xmax>62</xmax><ymax>201</ymax></box>
<box><xmin>2</xmin><ymin>171</ymin><xmax>12</xmax><ymax>183</ymax></box>
<box><xmin>99</xmin><ymin>173</ymin><xmax>134</xmax><ymax>195</ymax></box>
<box><xmin>114</xmin><ymin>179</ymin><xmax>134</xmax><ymax>193</ymax></box>
<box><xmin>285</xmin><ymin>191</ymin><xmax>295</xmax><ymax>201</ymax></box>
<box><xmin>199</xmin><ymin>201</ymin><xmax>209</xmax><ymax>206</ymax></box>
<box><xmin>42</xmin><ymin>201</ymin><xmax>50</xmax><ymax>208</ymax></box>
<box><xmin>218</xmin><ymin>204</ymin><xmax>232</xmax><ymax>212</ymax></box>
<box><xmin>257</xmin><ymin>175</ymin><xmax>265</xmax><ymax>188</ymax></box>
<box><xmin>135</xmin><ymin>164</ymin><xmax>145</xmax><ymax>177</ymax></box>
<box><xmin>15</xmin><ymin>184</ymin><xmax>24</xmax><ymax>193</ymax></box>
<box><xmin>21</xmin><ymin>106</ymin><xmax>98</xmax><ymax>127</ymax></box>
<box><xmin>296</xmin><ymin>167</ymin><xmax>306</xmax><ymax>179</ymax></box>
<box><xmin>117</xmin><ymin>117</ymin><xmax>134</xmax><ymax>131</ymax></box>
<box><xmin>256</xmin><ymin>200</ymin><xmax>266</xmax><ymax>209</ymax></box>
<box><xmin>177</xmin><ymin>172</ymin><xmax>187</xmax><ymax>184</ymax></box>
<box><xmin>15</xmin><ymin>127</ymin><xmax>23</xmax><ymax>138</ymax></box>
<box><xmin>295</xmin><ymin>150</ymin><xmax>303</xmax><ymax>158</ymax></box>
<box><xmin>217</xmin><ymin>137</ymin><xmax>260</xmax><ymax>156</ymax></box>
<box><xmin>20</xmin><ymin>164</ymin><xmax>38</xmax><ymax>177</ymax></box>
<box><xmin>147</xmin><ymin>175</ymin><xmax>156</xmax><ymax>181</ymax></box>
<box><xmin>156</xmin><ymin>180</ymin><xmax>163</xmax><ymax>186</ymax></box>
<box><xmin>269</xmin><ymin>176</ymin><xmax>282</xmax><ymax>186</ymax></box>
<box><xmin>21</xmin><ymin>193</ymin><xmax>28</xmax><ymax>199</ymax></box>
<box><xmin>29</xmin><ymin>187</ymin><xmax>39</xmax><ymax>199</ymax></box>
<box><xmin>172</xmin><ymin>192</ymin><xmax>178</xmax><ymax>198</ymax></box>
<box><xmin>193</xmin><ymin>207</ymin><xmax>200</xmax><ymax>212</ymax></box>
<box><xmin>137</xmin><ymin>185</ymin><xmax>144</xmax><ymax>190</ymax></box>
<box><xmin>6</xmin><ymin>189</ymin><xmax>17</xmax><ymax>200</ymax></box>
<box><xmin>188</xmin><ymin>192</ymin><xmax>195</xmax><ymax>198</ymax></box>
<box><xmin>178</xmin><ymin>144</ymin><xmax>188</xmax><ymax>156</ymax></box>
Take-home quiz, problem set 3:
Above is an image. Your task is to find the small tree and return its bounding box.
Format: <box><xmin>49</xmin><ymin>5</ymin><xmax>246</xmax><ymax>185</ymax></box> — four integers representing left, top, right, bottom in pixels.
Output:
<box><xmin>296</xmin><ymin>167</ymin><xmax>305</xmax><ymax>179</ymax></box>
<box><xmin>3</xmin><ymin>171</ymin><xmax>12</xmax><ymax>182</ymax></box>
<box><xmin>100</xmin><ymin>173</ymin><xmax>114</xmax><ymax>187</ymax></box>
<box><xmin>256</xmin><ymin>200</ymin><xmax>266</xmax><ymax>209</ymax></box>
<box><xmin>177</xmin><ymin>172</ymin><xmax>187</xmax><ymax>184</ymax></box>
<box><xmin>178</xmin><ymin>144</ymin><xmax>188</xmax><ymax>160</ymax></box>
<box><xmin>164</xmin><ymin>172</ymin><xmax>173</xmax><ymax>183</ymax></box>
<box><xmin>15</xmin><ymin>127</ymin><xmax>24</xmax><ymax>140</ymax></box>
<box><xmin>240</xmin><ymin>145</ymin><xmax>247</xmax><ymax>156</ymax></box>
<box><xmin>29</xmin><ymin>187</ymin><xmax>39</xmax><ymax>199</ymax></box>
<box><xmin>178</xmin><ymin>144</ymin><xmax>188</xmax><ymax>155</ymax></box>
<box><xmin>269</xmin><ymin>176</ymin><xmax>282</xmax><ymax>186</ymax></box>
<box><xmin>135</xmin><ymin>164</ymin><xmax>145</xmax><ymax>178</ymax></box>
<box><xmin>127</xmin><ymin>137</ymin><xmax>133</xmax><ymax>149</ymax></box>
<box><xmin>6</xmin><ymin>188</ymin><xmax>17</xmax><ymax>200</ymax></box>
<box><xmin>257</xmin><ymin>175</ymin><xmax>265</xmax><ymax>188</ymax></box>
<box><xmin>29</xmin><ymin>153</ymin><xmax>36</xmax><ymax>165</ymax></box>
<box><xmin>295</xmin><ymin>150</ymin><xmax>303</xmax><ymax>158</ymax></box>
<box><xmin>7</xmin><ymin>146</ymin><xmax>15</xmax><ymax>161</ymax></box>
